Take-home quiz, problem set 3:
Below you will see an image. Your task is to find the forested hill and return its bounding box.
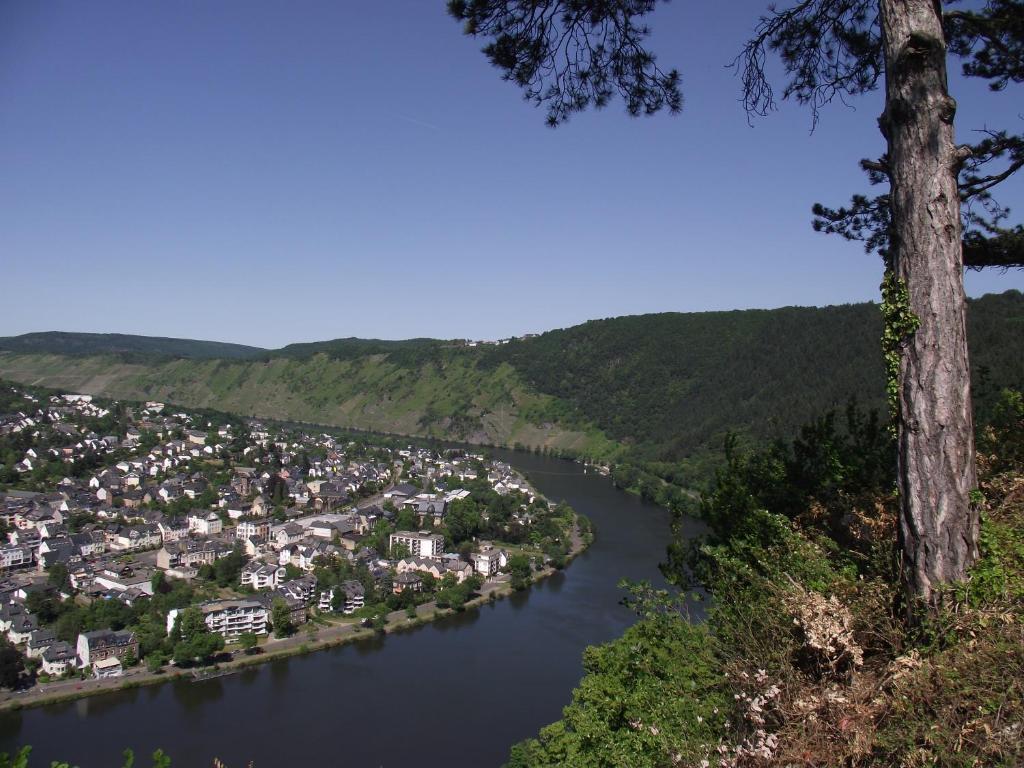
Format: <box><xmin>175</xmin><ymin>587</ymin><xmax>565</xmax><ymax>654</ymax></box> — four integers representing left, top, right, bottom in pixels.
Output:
<box><xmin>0</xmin><ymin>331</ymin><xmax>265</xmax><ymax>360</ymax></box>
<box><xmin>0</xmin><ymin>291</ymin><xmax>1021</xmax><ymax>465</ymax></box>
<box><xmin>481</xmin><ymin>290</ymin><xmax>1024</xmax><ymax>459</ymax></box>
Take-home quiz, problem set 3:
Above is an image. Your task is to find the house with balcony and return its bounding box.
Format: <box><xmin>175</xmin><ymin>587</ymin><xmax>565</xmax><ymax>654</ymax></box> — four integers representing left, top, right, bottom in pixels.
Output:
<box><xmin>187</xmin><ymin>512</ymin><xmax>222</xmax><ymax>536</ymax></box>
<box><xmin>470</xmin><ymin>545</ymin><xmax>509</xmax><ymax>578</ymax></box>
<box><xmin>236</xmin><ymin>519</ymin><xmax>271</xmax><ymax>540</ymax></box>
<box><xmin>240</xmin><ymin>560</ymin><xmax>285</xmax><ymax>590</ymax></box>
<box><xmin>318</xmin><ymin>579</ymin><xmax>365</xmax><ymax>614</ymax></box>
<box><xmin>157</xmin><ymin>538</ymin><xmax>226</xmax><ymax>574</ymax></box>
<box><xmin>389</xmin><ymin>531</ymin><xmax>444</xmax><ymax>560</ymax></box>
<box><xmin>167</xmin><ymin>599</ymin><xmax>268</xmax><ymax>640</ymax></box>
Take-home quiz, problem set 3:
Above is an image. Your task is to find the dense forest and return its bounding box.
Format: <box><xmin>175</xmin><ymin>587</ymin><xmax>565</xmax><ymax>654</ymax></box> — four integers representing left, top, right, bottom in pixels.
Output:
<box><xmin>483</xmin><ymin>291</ymin><xmax>1024</xmax><ymax>460</ymax></box>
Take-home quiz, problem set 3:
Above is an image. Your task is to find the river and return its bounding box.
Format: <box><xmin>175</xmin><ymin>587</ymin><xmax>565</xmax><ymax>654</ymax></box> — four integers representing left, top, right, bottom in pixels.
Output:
<box><xmin>0</xmin><ymin>448</ymin><xmax>704</xmax><ymax>768</ymax></box>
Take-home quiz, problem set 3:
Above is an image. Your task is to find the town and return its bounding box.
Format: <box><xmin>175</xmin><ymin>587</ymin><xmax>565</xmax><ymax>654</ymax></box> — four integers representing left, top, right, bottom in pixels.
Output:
<box><xmin>0</xmin><ymin>381</ymin><xmax>588</xmax><ymax>694</ymax></box>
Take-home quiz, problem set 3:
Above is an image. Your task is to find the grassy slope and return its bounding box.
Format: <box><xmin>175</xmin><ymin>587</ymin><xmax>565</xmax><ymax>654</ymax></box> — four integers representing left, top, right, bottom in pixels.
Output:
<box><xmin>0</xmin><ymin>351</ymin><xmax>617</xmax><ymax>456</ymax></box>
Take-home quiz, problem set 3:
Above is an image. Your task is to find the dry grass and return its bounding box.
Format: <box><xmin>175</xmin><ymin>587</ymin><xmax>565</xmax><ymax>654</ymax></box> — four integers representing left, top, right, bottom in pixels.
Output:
<box><xmin>711</xmin><ymin>455</ymin><xmax>1023</xmax><ymax>768</ymax></box>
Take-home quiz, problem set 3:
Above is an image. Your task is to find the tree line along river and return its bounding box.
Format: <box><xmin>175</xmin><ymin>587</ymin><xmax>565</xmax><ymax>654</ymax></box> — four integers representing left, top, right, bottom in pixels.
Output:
<box><xmin>0</xmin><ymin>447</ymin><xmax>705</xmax><ymax>768</ymax></box>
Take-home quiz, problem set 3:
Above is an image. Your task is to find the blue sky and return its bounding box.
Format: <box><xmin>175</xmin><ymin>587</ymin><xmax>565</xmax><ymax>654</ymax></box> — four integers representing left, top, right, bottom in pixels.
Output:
<box><xmin>2</xmin><ymin>0</ymin><xmax>1021</xmax><ymax>347</ymax></box>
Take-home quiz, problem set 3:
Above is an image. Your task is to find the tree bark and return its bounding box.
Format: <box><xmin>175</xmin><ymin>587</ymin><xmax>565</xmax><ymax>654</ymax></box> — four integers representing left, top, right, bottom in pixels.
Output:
<box><xmin>879</xmin><ymin>0</ymin><xmax>979</xmax><ymax>605</ymax></box>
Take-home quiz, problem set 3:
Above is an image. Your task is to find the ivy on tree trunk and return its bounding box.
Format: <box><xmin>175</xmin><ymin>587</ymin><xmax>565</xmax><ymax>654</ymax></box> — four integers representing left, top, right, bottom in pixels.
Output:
<box><xmin>879</xmin><ymin>0</ymin><xmax>978</xmax><ymax>605</ymax></box>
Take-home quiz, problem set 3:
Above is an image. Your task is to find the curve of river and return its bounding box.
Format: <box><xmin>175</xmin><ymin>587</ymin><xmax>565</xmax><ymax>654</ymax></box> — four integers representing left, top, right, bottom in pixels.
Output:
<box><xmin>0</xmin><ymin>448</ymin><xmax>704</xmax><ymax>768</ymax></box>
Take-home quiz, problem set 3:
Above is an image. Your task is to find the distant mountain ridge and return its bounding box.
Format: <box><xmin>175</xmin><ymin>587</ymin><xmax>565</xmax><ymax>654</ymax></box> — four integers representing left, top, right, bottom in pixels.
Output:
<box><xmin>1</xmin><ymin>290</ymin><xmax>1022</xmax><ymax>465</ymax></box>
<box><xmin>0</xmin><ymin>331</ymin><xmax>266</xmax><ymax>360</ymax></box>
<box><xmin>0</xmin><ymin>331</ymin><xmax>456</xmax><ymax>365</ymax></box>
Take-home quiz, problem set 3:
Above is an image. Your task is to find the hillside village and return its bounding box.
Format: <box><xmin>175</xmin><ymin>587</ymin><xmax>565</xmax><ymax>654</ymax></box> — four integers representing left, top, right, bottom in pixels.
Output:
<box><xmin>0</xmin><ymin>382</ymin><xmax>582</xmax><ymax>689</ymax></box>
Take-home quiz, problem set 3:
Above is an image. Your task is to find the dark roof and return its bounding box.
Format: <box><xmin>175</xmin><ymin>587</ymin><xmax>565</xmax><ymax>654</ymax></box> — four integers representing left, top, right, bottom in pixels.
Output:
<box><xmin>82</xmin><ymin>629</ymin><xmax>136</xmax><ymax>649</ymax></box>
<box><xmin>42</xmin><ymin>641</ymin><xmax>76</xmax><ymax>662</ymax></box>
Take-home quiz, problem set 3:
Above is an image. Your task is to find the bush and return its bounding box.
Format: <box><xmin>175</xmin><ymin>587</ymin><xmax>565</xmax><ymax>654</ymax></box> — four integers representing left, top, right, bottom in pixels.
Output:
<box><xmin>507</xmin><ymin>399</ymin><xmax>1024</xmax><ymax>768</ymax></box>
<box><xmin>507</xmin><ymin>593</ymin><xmax>727</xmax><ymax>768</ymax></box>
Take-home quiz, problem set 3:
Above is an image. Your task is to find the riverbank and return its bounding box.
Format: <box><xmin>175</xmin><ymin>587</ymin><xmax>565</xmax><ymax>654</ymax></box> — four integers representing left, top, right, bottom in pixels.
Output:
<box><xmin>0</xmin><ymin>445</ymin><xmax>680</xmax><ymax>768</ymax></box>
<box><xmin>0</xmin><ymin>519</ymin><xmax>590</xmax><ymax>714</ymax></box>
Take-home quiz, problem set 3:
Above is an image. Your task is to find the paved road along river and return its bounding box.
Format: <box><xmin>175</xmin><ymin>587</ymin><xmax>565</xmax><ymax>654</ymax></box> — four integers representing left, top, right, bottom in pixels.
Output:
<box><xmin>0</xmin><ymin>448</ymin><xmax>704</xmax><ymax>768</ymax></box>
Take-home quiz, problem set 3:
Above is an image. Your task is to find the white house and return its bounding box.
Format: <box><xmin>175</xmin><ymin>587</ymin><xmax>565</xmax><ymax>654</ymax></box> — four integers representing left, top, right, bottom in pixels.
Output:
<box><xmin>389</xmin><ymin>531</ymin><xmax>444</xmax><ymax>560</ymax></box>
<box><xmin>168</xmin><ymin>599</ymin><xmax>268</xmax><ymax>640</ymax></box>
<box><xmin>240</xmin><ymin>561</ymin><xmax>285</xmax><ymax>590</ymax></box>
<box><xmin>187</xmin><ymin>512</ymin><xmax>223</xmax><ymax>536</ymax></box>
<box><xmin>470</xmin><ymin>545</ymin><xmax>509</xmax><ymax>577</ymax></box>
<box><xmin>236</xmin><ymin>520</ymin><xmax>271</xmax><ymax>540</ymax></box>
<box><xmin>41</xmin><ymin>641</ymin><xmax>76</xmax><ymax>676</ymax></box>
<box><xmin>319</xmin><ymin>580</ymin><xmax>365</xmax><ymax>614</ymax></box>
<box><xmin>0</xmin><ymin>545</ymin><xmax>34</xmax><ymax>571</ymax></box>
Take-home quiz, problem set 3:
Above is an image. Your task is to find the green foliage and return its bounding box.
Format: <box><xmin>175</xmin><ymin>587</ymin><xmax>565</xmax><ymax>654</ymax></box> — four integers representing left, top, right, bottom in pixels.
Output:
<box><xmin>486</xmin><ymin>293</ymin><xmax>1023</xmax><ymax>464</ymax></box>
<box><xmin>444</xmin><ymin>497</ymin><xmax>482</xmax><ymax>544</ymax></box>
<box><xmin>576</xmin><ymin>513</ymin><xmax>594</xmax><ymax>544</ymax></box>
<box><xmin>28</xmin><ymin>572</ymin><xmax>198</xmax><ymax>669</ymax></box>
<box><xmin>664</xmin><ymin>402</ymin><xmax>894</xmax><ymax>587</ymax></box>
<box><xmin>271</xmin><ymin>599</ymin><xmax>294</xmax><ymax>639</ymax></box>
<box><xmin>506</xmin><ymin>595</ymin><xmax>726</xmax><ymax>768</ymax></box>
<box><xmin>448</xmin><ymin>0</ymin><xmax>679</xmax><ymax>127</ymax></box>
<box><xmin>171</xmin><ymin>607</ymin><xmax>224</xmax><ymax>665</ymax></box>
<box><xmin>0</xmin><ymin>746</ymin><xmax>173</xmax><ymax>768</ymax></box>
<box><xmin>513</xmin><ymin>395</ymin><xmax>1024</xmax><ymax>768</ymax></box>
<box><xmin>47</xmin><ymin>563</ymin><xmax>70</xmax><ymax>592</ymax></box>
<box><xmin>0</xmin><ymin>640</ymin><xmax>25</xmax><ymax>689</ymax></box>
<box><xmin>871</xmin><ymin>622</ymin><xmax>1024</xmax><ymax>767</ymax></box>
<box><xmin>955</xmin><ymin>515</ymin><xmax>1024</xmax><ymax>606</ymax></box>
<box><xmin>508</xmin><ymin>554</ymin><xmax>532</xmax><ymax>591</ymax></box>
<box><xmin>389</xmin><ymin>541</ymin><xmax>411</xmax><ymax>560</ymax></box>
<box><xmin>880</xmin><ymin>271</ymin><xmax>920</xmax><ymax>433</ymax></box>
<box><xmin>435</xmin><ymin>574</ymin><xmax>482</xmax><ymax>611</ymax></box>
<box><xmin>980</xmin><ymin>387</ymin><xmax>1024</xmax><ymax>471</ymax></box>
<box><xmin>330</xmin><ymin>588</ymin><xmax>346</xmax><ymax>613</ymax></box>
<box><xmin>271</xmin><ymin>337</ymin><xmax>445</xmax><ymax>365</ymax></box>
<box><xmin>201</xmin><ymin>545</ymin><xmax>248</xmax><ymax>588</ymax></box>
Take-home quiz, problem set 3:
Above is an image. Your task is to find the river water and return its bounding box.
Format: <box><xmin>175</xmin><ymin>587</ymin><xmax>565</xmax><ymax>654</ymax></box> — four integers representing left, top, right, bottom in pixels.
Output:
<box><xmin>0</xmin><ymin>449</ymin><xmax>703</xmax><ymax>768</ymax></box>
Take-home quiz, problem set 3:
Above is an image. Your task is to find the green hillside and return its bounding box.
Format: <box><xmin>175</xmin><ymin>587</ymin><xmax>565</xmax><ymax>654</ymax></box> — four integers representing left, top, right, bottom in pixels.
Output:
<box><xmin>271</xmin><ymin>337</ymin><xmax>448</xmax><ymax>364</ymax></box>
<box><xmin>0</xmin><ymin>349</ymin><xmax>615</xmax><ymax>456</ymax></box>
<box><xmin>1</xmin><ymin>291</ymin><xmax>1021</xmax><ymax>466</ymax></box>
<box><xmin>482</xmin><ymin>290</ymin><xmax>1024</xmax><ymax>459</ymax></box>
<box><xmin>0</xmin><ymin>331</ymin><xmax>265</xmax><ymax>360</ymax></box>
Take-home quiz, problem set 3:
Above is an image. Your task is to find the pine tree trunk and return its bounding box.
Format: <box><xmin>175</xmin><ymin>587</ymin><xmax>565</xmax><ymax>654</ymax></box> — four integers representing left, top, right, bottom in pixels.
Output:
<box><xmin>879</xmin><ymin>0</ymin><xmax>979</xmax><ymax>605</ymax></box>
